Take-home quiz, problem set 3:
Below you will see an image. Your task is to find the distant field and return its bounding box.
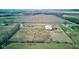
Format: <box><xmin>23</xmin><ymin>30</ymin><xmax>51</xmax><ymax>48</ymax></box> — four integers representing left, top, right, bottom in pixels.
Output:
<box><xmin>17</xmin><ymin>15</ymin><xmax>71</xmax><ymax>24</ymax></box>
<box><xmin>0</xmin><ymin>16</ymin><xmax>18</xmax><ymax>24</ymax></box>
<box><xmin>62</xmin><ymin>14</ymin><xmax>79</xmax><ymax>24</ymax></box>
<box><xmin>62</xmin><ymin>15</ymin><xmax>79</xmax><ymax>19</ymax></box>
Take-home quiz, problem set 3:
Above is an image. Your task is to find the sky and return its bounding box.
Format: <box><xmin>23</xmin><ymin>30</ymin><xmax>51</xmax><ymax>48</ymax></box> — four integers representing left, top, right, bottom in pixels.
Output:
<box><xmin>0</xmin><ymin>0</ymin><xmax>79</xmax><ymax>9</ymax></box>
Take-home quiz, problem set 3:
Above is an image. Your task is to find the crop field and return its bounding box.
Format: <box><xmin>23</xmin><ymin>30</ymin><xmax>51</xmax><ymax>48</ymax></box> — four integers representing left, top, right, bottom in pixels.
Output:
<box><xmin>8</xmin><ymin>24</ymin><xmax>73</xmax><ymax>43</ymax></box>
<box><xmin>4</xmin><ymin>24</ymin><xmax>74</xmax><ymax>49</ymax></box>
<box><xmin>8</xmin><ymin>25</ymin><xmax>50</xmax><ymax>43</ymax></box>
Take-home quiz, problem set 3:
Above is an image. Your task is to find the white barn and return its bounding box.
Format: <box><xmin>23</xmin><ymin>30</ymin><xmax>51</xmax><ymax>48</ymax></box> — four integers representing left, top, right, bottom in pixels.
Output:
<box><xmin>45</xmin><ymin>24</ymin><xmax>52</xmax><ymax>30</ymax></box>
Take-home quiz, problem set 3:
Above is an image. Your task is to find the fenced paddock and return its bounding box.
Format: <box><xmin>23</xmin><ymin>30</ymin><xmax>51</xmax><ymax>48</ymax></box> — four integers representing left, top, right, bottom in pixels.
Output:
<box><xmin>8</xmin><ymin>25</ymin><xmax>51</xmax><ymax>43</ymax></box>
<box><xmin>8</xmin><ymin>24</ymin><xmax>73</xmax><ymax>44</ymax></box>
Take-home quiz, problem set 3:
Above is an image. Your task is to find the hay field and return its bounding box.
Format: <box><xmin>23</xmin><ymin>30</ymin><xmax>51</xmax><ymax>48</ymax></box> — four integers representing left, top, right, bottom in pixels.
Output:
<box><xmin>8</xmin><ymin>25</ymin><xmax>72</xmax><ymax>43</ymax></box>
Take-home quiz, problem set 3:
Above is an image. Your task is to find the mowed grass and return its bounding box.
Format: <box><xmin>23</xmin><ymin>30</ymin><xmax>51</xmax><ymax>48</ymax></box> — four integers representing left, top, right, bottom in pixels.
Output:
<box><xmin>5</xmin><ymin>43</ymin><xmax>73</xmax><ymax>49</ymax></box>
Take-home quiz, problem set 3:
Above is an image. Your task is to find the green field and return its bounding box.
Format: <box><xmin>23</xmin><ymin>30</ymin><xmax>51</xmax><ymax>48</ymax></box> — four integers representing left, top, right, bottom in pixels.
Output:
<box><xmin>62</xmin><ymin>14</ymin><xmax>79</xmax><ymax>24</ymax></box>
<box><xmin>60</xmin><ymin>24</ymin><xmax>79</xmax><ymax>48</ymax></box>
<box><xmin>5</xmin><ymin>42</ymin><xmax>73</xmax><ymax>49</ymax></box>
<box><xmin>0</xmin><ymin>16</ymin><xmax>18</xmax><ymax>24</ymax></box>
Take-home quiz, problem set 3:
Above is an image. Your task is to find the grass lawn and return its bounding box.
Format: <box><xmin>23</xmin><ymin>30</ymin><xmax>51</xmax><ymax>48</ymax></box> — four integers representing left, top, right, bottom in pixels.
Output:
<box><xmin>5</xmin><ymin>43</ymin><xmax>73</xmax><ymax>49</ymax></box>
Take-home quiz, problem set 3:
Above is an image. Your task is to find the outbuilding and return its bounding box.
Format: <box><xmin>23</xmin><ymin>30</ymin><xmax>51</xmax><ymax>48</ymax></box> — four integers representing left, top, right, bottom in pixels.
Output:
<box><xmin>45</xmin><ymin>24</ymin><xmax>53</xmax><ymax>30</ymax></box>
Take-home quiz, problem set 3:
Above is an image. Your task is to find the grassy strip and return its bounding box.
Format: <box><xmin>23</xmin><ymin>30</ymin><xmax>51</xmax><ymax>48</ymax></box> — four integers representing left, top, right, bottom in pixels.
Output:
<box><xmin>5</xmin><ymin>42</ymin><xmax>73</xmax><ymax>49</ymax></box>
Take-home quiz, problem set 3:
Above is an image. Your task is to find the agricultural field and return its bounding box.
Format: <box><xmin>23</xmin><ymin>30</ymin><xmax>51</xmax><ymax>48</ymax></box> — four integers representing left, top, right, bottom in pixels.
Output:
<box><xmin>17</xmin><ymin>14</ymin><xmax>71</xmax><ymax>24</ymax></box>
<box><xmin>0</xmin><ymin>15</ymin><xmax>19</xmax><ymax>25</ymax></box>
<box><xmin>8</xmin><ymin>24</ymin><xmax>73</xmax><ymax>43</ymax></box>
<box><xmin>62</xmin><ymin>15</ymin><xmax>79</xmax><ymax>19</ymax></box>
<box><xmin>62</xmin><ymin>14</ymin><xmax>79</xmax><ymax>24</ymax></box>
<box><xmin>60</xmin><ymin>24</ymin><xmax>79</xmax><ymax>48</ymax></box>
<box><xmin>4</xmin><ymin>24</ymin><xmax>74</xmax><ymax>49</ymax></box>
<box><xmin>1</xmin><ymin>13</ymin><xmax>79</xmax><ymax>49</ymax></box>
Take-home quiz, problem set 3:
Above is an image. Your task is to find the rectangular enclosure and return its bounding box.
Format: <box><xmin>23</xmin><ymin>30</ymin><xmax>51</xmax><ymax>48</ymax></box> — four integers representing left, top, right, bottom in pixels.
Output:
<box><xmin>0</xmin><ymin>9</ymin><xmax>79</xmax><ymax>49</ymax></box>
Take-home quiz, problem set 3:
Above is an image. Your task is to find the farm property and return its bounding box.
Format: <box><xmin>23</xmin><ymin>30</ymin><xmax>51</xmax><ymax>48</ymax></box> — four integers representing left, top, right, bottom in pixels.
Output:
<box><xmin>4</xmin><ymin>24</ymin><xmax>74</xmax><ymax>49</ymax></box>
<box><xmin>4</xmin><ymin>14</ymin><xmax>74</xmax><ymax>49</ymax></box>
<box><xmin>0</xmin><ymin>9</ymin><xmax>79</xmax><ymax>49</ymax></box>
